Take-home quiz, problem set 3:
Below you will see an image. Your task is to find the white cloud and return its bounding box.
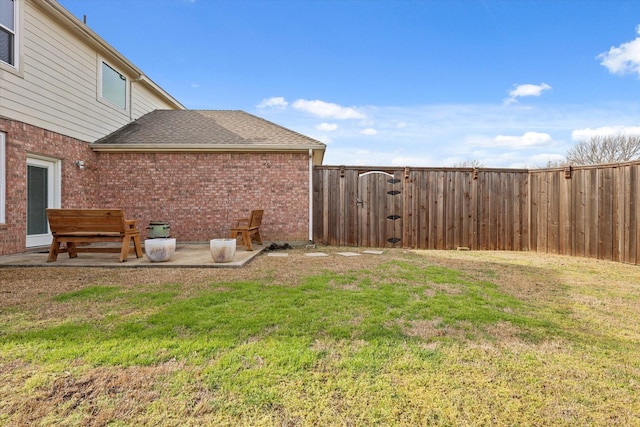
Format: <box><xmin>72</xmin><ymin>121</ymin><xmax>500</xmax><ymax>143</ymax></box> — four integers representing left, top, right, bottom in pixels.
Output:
<box><xmin>257</xmin><ymin>97</ymin><xmax>289</xmax><ymax>110</ymax></box>
<box><xmin>467</xmin><ymin>132</ymin><xmax>554</xmax><ymax>149</ymax></box>
<box><xmin>316</xmin><ymin>123</ymin><xmax>338</xmax><ymax>131</ymax></box>
<box><xmin>598</xmin><ymin>25</ymin><xmax>640</xmax><ymax>76</ymax></box>
<box><xmin>255</xmin><ymin>100</ymin><xmax>640</xmax><ymax>168</ymax></box>
<box><xmin>292</xmin><ymin>99</ymin><xmax>366</xmax><ymax>120</ymax></box>
<box><xmin>360</xmin><ymin>128</ymin><xmax>378</xmax><ymax>135</ymax></box>
<box><xmin>504</xmin><ymin>83</ymin><xmax>552</xmax><ymax>104</ymax></box>
<box><xmin>572</xmin><ymin>125</ymin><xmax>640</xmax><ymax>140</ymax></box>
<box><xmin>493</xmin><ymin>131</ymin><xmax>553</xmax><ymax>148</ymax></box>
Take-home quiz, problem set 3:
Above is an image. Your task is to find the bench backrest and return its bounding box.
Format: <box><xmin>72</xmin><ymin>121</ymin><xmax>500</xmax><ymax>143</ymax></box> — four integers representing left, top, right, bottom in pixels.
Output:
<box><xmin>47</xmin><ymin>209</ymin><xmax>128</xmax><ymax>234</ymax></box>
<box><xmin>249</xmin><ymin>209</ymin><xmax>263</xmax><ymax>229</ymax></box>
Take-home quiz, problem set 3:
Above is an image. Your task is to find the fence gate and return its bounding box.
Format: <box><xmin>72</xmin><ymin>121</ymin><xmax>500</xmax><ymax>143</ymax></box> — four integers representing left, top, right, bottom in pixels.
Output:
<box><xmin>357</xmin><ymin>170</ymin><xmax>404</xmax><ymax>247</ymax></box>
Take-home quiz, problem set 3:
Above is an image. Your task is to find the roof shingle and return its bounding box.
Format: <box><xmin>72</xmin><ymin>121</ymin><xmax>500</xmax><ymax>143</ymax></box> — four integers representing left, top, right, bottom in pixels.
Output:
<box><xmin>94</xmin><ymin>110</ymin><xmax>326</xmax><ymax>149</ymax></box>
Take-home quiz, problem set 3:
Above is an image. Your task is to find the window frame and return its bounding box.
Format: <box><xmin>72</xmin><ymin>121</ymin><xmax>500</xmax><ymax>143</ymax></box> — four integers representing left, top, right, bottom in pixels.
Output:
<box><xmin>0</xmin><ymin>0</ymin><xmax>18</xmax><ymax>69</ymax></box>
<box><xmin>98</xmin><ymin>59</ymin><xmax>129</xmax><ymax>111</ymax></box>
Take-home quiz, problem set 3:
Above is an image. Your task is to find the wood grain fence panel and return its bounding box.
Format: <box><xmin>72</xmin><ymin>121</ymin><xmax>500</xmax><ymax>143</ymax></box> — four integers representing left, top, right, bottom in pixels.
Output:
<box><xmin>612</xmin><ymin>167</ymin><xmax>621</xmax><ymax>262</ymax></box>
<box><xmin>461</xmin><ymin>171</ymin><xmax>473</xmax><ymax>249</ymax></box>
<box><xmin>312</xmin><ymin>167</ymin><xmax>323</xmax><ymax>243</ymax></box>
<box><xmin>618</xmin><ymin>166</ymin><xmax>635</xmax><ymax>262</ymax></box>
<box><xmin>490</xmin><ymin>172</ymin><xmax>499</xmax><ymax>250</ymax></box>
<box><xmin>328</xmin><ymin>169</ymin><xmax>341</xmax><ymax>246</ymax></box>
<box><xmin>623</xmin><ymin>165</ymin><xmax>640</xmax><ymax>264</ymax></box>
<box><xmin>411</xmin><ymin>170</ymin><xmax>420</xmax><ymax>248</ymax></box>
<box><xmin>573</xmin><ymin>169</ymin><xmax>586</xmax><ymax>257</ymax></box>
<box><xmin>504</xmin><ymin>172</ymin><xmax>514</xmax><ymax>251</ymax></box>
<box><xmin>449</xmin><ymin>172</ymin><xmax>459</xmax><ymax>248</ymax></box>
<box><xmin>528</xmin><ymin>172</ymin><xmax>539</xmax><ymax>252</ymax></box>
<box><xmin>494</xmin><ymin>172</ymin><xmax>503</xmax><ymax>250</ymax></box>
<box><xmin>338</xmin><ymin>169</ymin><xmax>346</xmax><ymax>245</ymax></box>
<box><xmin>402</xmin><ymin>168</ymin><xmax>411</xmax><ymax>248</ymax></box>
<box><xmin>493</xmin><ymin>172</ymin><xmax>504</xmax><ymax>250</ymax></box>
<box><xmin>460</xmin><ymin>171</ymin><xmax>470</xmax><ymax>249</ymax></box>
<box><xmin>518</xmin><ymin>172</ymin><xmax>529</xmax><ymax>251</ymax></box>
<box><xmin>599</xmin><ymin>168</ymin><xmax>614</xmax><ymax>260</ymax></box>
<box><xmin>435</xmin><ymin>171</ymin><xmax>445</xmax><ymax>249</ymax></box>
<box><xmin>346</xmin><ymin>169</ymin><xmax>359</xmax><ymax>246</ymax></box>
<box><xmin>418</xmin><ymin>170</ymin><xmax>427</xmax><ymax>249</ymax></box>
<box><xmin>477</xmin><ymin>171</ymin><xmax>490</xmax><ymax>250</ymax></box>
<box><xmin>537</xmin><ymin>172</ymin><xmax>549</xmax><ymax>253</ymax></box>
<box><xmin>512</xmin><ymin>172</ymin><xmax>521</xmax><ymax>251</ymax></box>
<box><xmin>427</xmin><ymin>170</ymin><xmax>438</xmax><ymax>249</ymax></box>
<box><xmin>390</xmin><ymin>170</ymin><xmax>403</xmax><ymax>247</ymax></box>
<box><xmin>629</xmin><ymin>165</ymin><xmax>640</xmax><ymax>264</ymax></box>
<box><xmin>358</xmin><ymin>171</ymin><xmax>371</xmax><ymax>247</ymax></box>
<box><xmin>426</xmin><ymin>171</ymin><xmax>437</xmax><ymax>249</ymax></box>
<box><xmin>313</xmin><ymin>163</ymin><xmax>638</xmax><ymax>264</ymax></box>
<box><xmin>586</xmin><ymin>168</ymin><xmax>599</xmax><ymax>258</ymax></box>
<box><xmin>549</xmin><ymin>171</ymin><xmax>560</xmax><ymax>254</ymax></box>
<box><xmin>491</xmin><ymin>172</ymin><xmax>499</xmax><ymax>250</ymax></box>
<box><xmin>559</xmin><ymin>169</ymin><xmax>572</xmax><ymax>255</ymax></box>
<box><xmin>478</xmin><ymin>173</ymin><xmax>491</xmax><ymax>249</ymax></box>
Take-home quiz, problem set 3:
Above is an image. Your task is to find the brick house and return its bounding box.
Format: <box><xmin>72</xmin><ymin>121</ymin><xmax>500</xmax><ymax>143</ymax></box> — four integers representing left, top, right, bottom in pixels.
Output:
<box><xmin>90</xmin><ymin>109</ymin><xmax>325</xmax><ymax>243</ymax></box>
<box><xmin>0</xmin><ymin>0</ymin><xmax>325</xmax><ymax>256</ymax></box>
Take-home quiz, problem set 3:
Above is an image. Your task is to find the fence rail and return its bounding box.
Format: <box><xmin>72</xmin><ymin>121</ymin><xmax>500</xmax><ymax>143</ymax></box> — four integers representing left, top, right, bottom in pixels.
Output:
<box><xmin>313</xmin><ymin>162</ymin><xmax>640</xmax><ymax>264</ymax></box>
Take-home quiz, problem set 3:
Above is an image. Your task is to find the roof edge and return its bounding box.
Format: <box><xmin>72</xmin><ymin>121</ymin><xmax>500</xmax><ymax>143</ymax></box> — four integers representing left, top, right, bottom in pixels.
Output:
<box><xmin>90</xmin><ymin>143</ymin><xmax>326</xmax><ymax>164</ymax></box>
<box><xmin>36</xmin><ymin>0</ymin><xmax>186</xmax><ymax>110</ymax></box>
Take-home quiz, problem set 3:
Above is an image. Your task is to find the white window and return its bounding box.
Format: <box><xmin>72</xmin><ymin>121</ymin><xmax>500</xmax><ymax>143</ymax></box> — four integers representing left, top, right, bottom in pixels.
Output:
<box><xmin>100</xmin><ymin>61</ymin><xmax>127</xmax><ymax>110</ymax></box>
<box><xmin>0</xmin><ymin>132</ymin><xmax>5</xmax><ymax>224</ymax></box>
<box><xmin>0</xmin><ymin>0</ymin><xmax>16</xmax><ymax>67</ymax></box>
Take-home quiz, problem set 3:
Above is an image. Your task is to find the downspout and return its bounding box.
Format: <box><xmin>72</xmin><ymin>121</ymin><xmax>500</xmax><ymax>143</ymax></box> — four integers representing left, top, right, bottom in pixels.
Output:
<box><xmin>308</xmin><ymin>149</ymin><xmax>313</xmax><ymax>242</ymax></box>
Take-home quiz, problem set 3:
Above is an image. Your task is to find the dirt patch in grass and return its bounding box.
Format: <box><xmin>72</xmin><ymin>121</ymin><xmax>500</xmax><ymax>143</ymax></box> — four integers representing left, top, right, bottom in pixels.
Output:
<box><xmin>6</xmin><ymin>360</ymin><xmax>217</xmax><ymax>427</ymax></box>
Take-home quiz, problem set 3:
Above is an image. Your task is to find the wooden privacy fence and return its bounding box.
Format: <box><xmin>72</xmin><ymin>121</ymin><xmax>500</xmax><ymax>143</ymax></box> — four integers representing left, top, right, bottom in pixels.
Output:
<box><xmin>313</xmin><ymin>161</ymin><xmax>640</xmax><ymax>264</ymax></box>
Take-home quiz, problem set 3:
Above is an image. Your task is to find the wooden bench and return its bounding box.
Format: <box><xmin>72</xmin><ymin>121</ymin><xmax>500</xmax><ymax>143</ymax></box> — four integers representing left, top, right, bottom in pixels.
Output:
<box><xmin>229</xmin><ymin>209</ymin><xmax>263</xmax><ymax>251</ymax></box>
<box><xmin>46</xmin><ymin>209</ymin><xmax>143</xmax><ymax>262</ymax></box>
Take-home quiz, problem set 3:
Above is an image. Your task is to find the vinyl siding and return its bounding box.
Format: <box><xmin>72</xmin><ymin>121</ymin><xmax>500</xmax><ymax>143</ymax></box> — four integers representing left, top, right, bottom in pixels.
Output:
<box><xmin>0</xmin><ymin>0</ymin><xmax>181</xmax><ymax>143</ymax></box>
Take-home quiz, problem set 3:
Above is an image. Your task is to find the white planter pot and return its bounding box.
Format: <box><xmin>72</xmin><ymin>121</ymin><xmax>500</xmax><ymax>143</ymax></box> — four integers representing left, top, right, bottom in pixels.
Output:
<box><xmin>144</xmin><ymin>238</ymin><xmax>176</xmax><ymax>262</ymax></box>
<box><xmin>210</xmin><ymin>238</ymin><xmax>236</xmax><ymax>263</ymax></box>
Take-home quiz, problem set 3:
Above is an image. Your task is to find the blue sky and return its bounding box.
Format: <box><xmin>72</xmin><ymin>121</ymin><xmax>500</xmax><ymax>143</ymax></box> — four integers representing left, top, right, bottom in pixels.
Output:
<box><xmin>59</xmin><ymin>0</ymin><xmax>640</xmax><ymax>168</ymax></box>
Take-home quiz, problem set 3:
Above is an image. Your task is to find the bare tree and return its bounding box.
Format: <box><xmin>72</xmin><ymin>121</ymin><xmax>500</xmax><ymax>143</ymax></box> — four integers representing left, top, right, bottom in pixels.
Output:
<box><xmin>452</xmin><ymin>159</ymin><xmax>485</xmax><ymax>168</ymax></box>
<box><xmin>543</xmin><ymin>159</ymin><xmax>570</xmax><ymax>168</ymax></box>
<box><xmin>566</xmin><ymin>135</ymin><xmax>640</xmax><ymax>165</ymax></box>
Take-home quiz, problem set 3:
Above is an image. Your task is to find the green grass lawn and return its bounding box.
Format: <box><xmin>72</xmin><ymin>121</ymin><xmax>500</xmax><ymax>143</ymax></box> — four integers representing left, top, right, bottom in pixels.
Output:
<box><xmin>1</xmin><ymin>248</ymin><xmax>639</xmax><ymax>426</ymax></box>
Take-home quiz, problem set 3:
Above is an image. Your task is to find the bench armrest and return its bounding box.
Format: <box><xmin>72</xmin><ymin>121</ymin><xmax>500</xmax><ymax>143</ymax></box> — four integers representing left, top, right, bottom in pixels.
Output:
<box><xmin>235</xmin><ymin>218</ymin><xmax>249</xmax><ymax>226</ymax></box>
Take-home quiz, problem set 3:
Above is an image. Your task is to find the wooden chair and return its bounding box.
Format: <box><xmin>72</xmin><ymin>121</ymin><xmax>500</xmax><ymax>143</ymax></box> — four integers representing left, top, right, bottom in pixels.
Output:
<box><xmin>230</xmin><ymin>209</ymin><xmax>263</xmax><ymax>251</ymax></box>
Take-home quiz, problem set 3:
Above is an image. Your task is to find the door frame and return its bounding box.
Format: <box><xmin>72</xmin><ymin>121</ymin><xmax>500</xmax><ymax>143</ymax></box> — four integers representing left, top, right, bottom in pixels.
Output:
<box><xmin>26</xmin><ymin>155</ymin><xmax>61</xmax><ymax>247</ymax></box>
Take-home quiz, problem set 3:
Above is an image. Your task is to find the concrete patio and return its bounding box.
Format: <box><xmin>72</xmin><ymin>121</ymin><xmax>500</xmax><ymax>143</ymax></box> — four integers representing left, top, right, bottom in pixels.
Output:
<box><xmin>0</xmin><ymin>243</ymin><xmax>266</xmax><ymax>268</ymax></box>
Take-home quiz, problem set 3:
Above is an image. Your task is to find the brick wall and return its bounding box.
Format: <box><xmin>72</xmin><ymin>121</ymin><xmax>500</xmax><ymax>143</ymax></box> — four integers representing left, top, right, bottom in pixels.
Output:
<box><xmin>1</xmin><ymin>117</ymin><xmax>312</xmax><ymax>255</ymax></box>
<box><xmin>94</xmin><ymin>151</ymin><xmax>311</xmax><ymax>242</ymax></box>
<box><xmin>0</xmin><ymin>118</ymin><xmax>98</xmax><ymax>255</ymax></box>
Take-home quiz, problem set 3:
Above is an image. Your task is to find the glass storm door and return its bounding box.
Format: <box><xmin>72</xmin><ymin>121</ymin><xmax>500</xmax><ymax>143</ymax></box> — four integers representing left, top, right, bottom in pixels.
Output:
<box><xmin>26</xmin><ymin>157</ymin><xmax>60</xmax><ymax>247</ymax></box>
